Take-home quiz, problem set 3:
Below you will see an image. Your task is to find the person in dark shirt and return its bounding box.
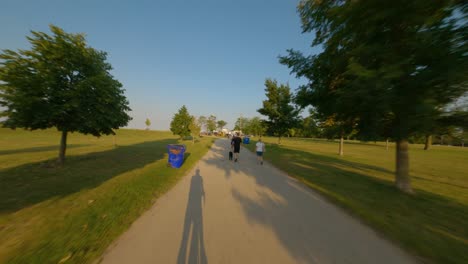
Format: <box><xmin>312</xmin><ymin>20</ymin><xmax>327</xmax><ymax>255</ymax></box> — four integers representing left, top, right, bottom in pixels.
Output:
<box><xmin>231</xmin><ymin>132</ymin><xmax>242</xmax><ymax>162</ymax></box>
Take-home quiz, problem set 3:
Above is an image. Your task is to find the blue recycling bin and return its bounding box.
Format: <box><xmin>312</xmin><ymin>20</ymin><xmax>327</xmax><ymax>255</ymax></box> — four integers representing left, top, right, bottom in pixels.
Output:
<box><xmin>167</xmin><ymin>144</ymin><xmax>186</xmax><ymax>168</ymax></box>
<box><xmin>243</xmin><ymin>137</ymin><xmax>250</xmax><ymax>144</ymax></box>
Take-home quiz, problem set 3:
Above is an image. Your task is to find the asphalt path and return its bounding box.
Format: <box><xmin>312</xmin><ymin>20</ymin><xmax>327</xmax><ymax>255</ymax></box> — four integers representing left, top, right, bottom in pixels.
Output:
<box><xmin>99</xmin><ymin>139</ymin><xmax>416</xmax><ymax>264</ymax></box>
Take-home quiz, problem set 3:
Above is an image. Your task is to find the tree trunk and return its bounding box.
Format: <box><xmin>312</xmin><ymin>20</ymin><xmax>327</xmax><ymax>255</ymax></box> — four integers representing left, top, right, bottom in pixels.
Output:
<box><xmin>339</xmin><ymin>132</ymin><xmax>344</xmax><ymax>156</ymax></box>
<box><xmin>424</xmin><ymin>135</ymin><xmax>432</xmax><ymax>150</ymax></box>
<box><xmin>395</xmin><ymin>139</ymin><xmax>413</xmax><ymax>193</ymax></box>
<box><xmin>386</xmin><ymin>138</ymin><xmax>389</xmax><ymax>151</ymax></box>
<box><xmin>278</xmin><ymin>136</ymin><xmax>282</xmax><ymax>145</ymax></box>
<box><xmin>58</xmin><ymin>130</ymin><xmax>68</xmax><ymax>165</ymax></box>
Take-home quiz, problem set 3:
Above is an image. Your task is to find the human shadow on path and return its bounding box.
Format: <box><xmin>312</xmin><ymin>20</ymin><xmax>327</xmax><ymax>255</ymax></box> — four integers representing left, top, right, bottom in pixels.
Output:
<box><xmin>177</xmin><ymin>169</ymin><xmax>208</xmax><ymax>264</ymax></box>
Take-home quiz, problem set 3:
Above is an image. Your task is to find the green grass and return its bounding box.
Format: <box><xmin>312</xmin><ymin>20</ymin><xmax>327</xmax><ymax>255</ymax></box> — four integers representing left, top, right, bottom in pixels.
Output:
<box><xmin>245</xmin><ymin>137</ymin><xmax>468</xmax><ymax>264</ymax></box>
<box><xmin>0</xmin><ymin>128</ymin><xmax>213</xmax><ymax>264</ymax></box>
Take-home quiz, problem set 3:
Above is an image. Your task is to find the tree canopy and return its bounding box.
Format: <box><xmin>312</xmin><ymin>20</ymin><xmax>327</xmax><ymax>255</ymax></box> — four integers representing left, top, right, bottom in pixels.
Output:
<box><xmin>280</xmin><ymin>0</ymin><xmax>468</xmax><ymax>192</ymax></box>
<box><xmin>189</xmin><ymin>115</ymin><xmax>201</xmax><ymax>143</ymax></box>
<box><xmin>234</xmin><ymin>116</ymin><xmax>249</xmax><ymax>132</ymax></box>
<box><xmin>170</xmin><ymin>105</ymin><xmax>192</xmax><ymax>138</ymax></box>
<box><xmin>246</xmin><ymin>117</ymin><xmax>266</xmax><ymax>136</ymax></box>
<box><xmin>206</xmin><ymin>115</ymin><xmax>217</xmax><ymax>132</ymax></box>
<box><xmin>0</xmin><ymin>25</ymin><xmax>131</xmax><ymax>164</ymax></box>
<box><xmin>216</xmin><ymin>120</ymin><xmax>227</xmax><ymax>130</ymax></box>
<box><xmin>297</xmin><ymin>109</ymin><xmax>320</xmax><ymax>138</ymax></box>
<box><xmin>198</xmin><ymin>115</ymin><xmax>207</xmax><ymax>132</ymax></box>
<box><xmin>145</xmin><ymin>118</ymin><xmax>151</xmax><ymax>130</ymax></box>
<box><xmin>257</xmin><ymin>79</ymin><xmax>300</xmax><ymax>143</ymax></box>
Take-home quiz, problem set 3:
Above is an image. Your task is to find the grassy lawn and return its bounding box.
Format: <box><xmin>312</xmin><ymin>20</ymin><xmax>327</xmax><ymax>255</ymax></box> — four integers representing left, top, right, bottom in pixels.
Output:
<box><xmin>245</xmin><ymin>137</ymin><xmax>468</xmax><ymax>264</ymax></box>
<box><xmin>0</xmin><ymin>128</ymin><xmax>213</xmax><ymax>264</ymax></box>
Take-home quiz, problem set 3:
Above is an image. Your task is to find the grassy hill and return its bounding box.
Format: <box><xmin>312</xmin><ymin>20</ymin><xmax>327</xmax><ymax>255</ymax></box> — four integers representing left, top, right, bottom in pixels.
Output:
<box><xmin>245</xmin><ymin>136</ymin><xmax>468</xmax><ymax>264</ymax></box>
<box><xmin>0</xmin><ymin>128</ymin><xmax>213</xmax><ymax>264</ymax></box>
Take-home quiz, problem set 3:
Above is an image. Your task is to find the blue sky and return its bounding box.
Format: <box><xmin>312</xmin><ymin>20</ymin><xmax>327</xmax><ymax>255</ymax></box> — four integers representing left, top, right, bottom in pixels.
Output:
<box><xmin>1</xmin><ymin>0</ymin><xmax>320</xmax><ymax>130</ymax></box>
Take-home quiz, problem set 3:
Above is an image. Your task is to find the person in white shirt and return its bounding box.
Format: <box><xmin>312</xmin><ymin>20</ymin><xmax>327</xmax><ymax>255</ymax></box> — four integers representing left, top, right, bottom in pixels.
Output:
<box><xmin>255</xmin><ymin>137</ymin><xmax>266</xmax><ymax>165</ymax></box>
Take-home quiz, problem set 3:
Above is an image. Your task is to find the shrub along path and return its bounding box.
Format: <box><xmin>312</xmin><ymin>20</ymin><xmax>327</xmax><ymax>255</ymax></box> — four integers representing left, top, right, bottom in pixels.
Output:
<box><xmin>99</xmin><ymin>139</ymin><xmax>415</xmax><ymax>264</ymax></box>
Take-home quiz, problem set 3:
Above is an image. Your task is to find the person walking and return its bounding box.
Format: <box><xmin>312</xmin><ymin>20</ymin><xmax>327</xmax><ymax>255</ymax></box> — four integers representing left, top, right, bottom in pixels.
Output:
<box><xmin>231</xmin><ymin>132</ymin><xmax>242</xmax><ymax>162</ymax></box>
<box><xmin>255</xmin><ymin>137</ymin><xmax>266</xmax><ymax>165</ymax></box>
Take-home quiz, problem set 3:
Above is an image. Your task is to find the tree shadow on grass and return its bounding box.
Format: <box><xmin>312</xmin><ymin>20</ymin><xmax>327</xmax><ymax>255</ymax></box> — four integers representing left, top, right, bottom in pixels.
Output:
<box><xmin>184</xmin><ymin>153</ymin><xmax>191</xmax><ymax>162</ymax></box>
<box><xmin>0</xmin><ymin>139</ymin><xmax>178</xmax><ymax>214</ymax></box>
<box><xmin>0</xmin><ymin>144</ymin><xmax>90</xmax><ymax>156</ymax></box>
<box><xmin>284</xmin><ymin>137</ymin><xmax>391</xmax><ymax>148</ymax></box>
<box><xmin>412</xmin><ymin>175</ymin><xmax>468</xmax><ymax>190</ymax></box>
<box><xmin>235</xmin><ymin>145</ymin><xmax>468</xmax><ymax>264</ymax></box>
<box><xmin>259</xmin><ymin>142</ymin><xmax>394</xmax><ymax>175</ymax></box>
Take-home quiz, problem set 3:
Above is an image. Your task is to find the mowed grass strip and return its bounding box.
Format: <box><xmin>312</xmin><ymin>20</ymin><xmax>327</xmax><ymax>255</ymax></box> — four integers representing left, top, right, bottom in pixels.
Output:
<box><xmin>0</xmin><ymin>128</ymin><xmax>214</xmax><ymax>264</ymax></box>
<box><xmin>245</xmin><ymin>137</ymin><xmax>468</xmax><ymax>264</ymax></box>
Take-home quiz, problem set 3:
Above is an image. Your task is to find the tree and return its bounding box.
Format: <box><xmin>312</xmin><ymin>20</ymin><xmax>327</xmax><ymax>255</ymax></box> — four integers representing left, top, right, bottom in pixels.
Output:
<box><xmin>233</xmin><ymin>117</ymin><xmax>265</xmax><ymax>136</ymax></box>
<box><xmin>0</xmin><ymin>25</ymin><xmax>131</xmax><ymax>165</ymax></box>
<box><xmin>423</xmin><ymin>105</ymin><xmax>468</xmax><ymax>149</ymax></box>
<box><xmin>145</xmin><ymin>118</ymin><xmax>151</xmax><ymax>130</ymax></box>
<box><xmin>234</xmin><ymin>116</ymin><xmax>249</xmax><ymax>132</ymax></box>
<box><xmin>433</xmin><ymin>110</ymin><xmax>468</xmax><ymax>146</ymax></box>
<box><xmin>298</xmin><ymin>109</ymin><xmax>320</xmax><ymax>138</ymax></box>
<box><xmin>281</xmin><ymin>1</ymin><xmax>467</xmax><ymax>193</ymax></box>
<box><xmin>257</xmin><ymin>79</ymin><xmax>300</xmax><ymax>144</ymax></box>
<box><xmin>217</xmin><ymin>120</ymin><xmax>227</xmax><ymax>130</ymax></box>
<box><xmin>288</xmin><ymin>128</ymin><xmax>297</xmax><ymax>137</ymax></box>
<box><xmin>189</xmin><ymin>116</ymin><xmax>201</xmax><ymax>143</ymax></box>
<box><xmin>319</xmin><ymin>115</ymin><xmax>356</xmax><ymax>156</ymax></box>
<box><xmin>206</xmin><ymin>115</ymin><xmax>217</xmax><ymax>132</ymax></box>
<box><xmin>170</xmin><ymin>105</ymin><xmax>192</xmax><ymax>139</ymax></box>
<box><xmin>198</xmin><ymin>115</ymin><xmax>207</xmax><ymax>132</ymax></box>
<box><xmin>248</xmin><ymin>117</ymin><xmax>266</xmax><ymax>136</ymax></box>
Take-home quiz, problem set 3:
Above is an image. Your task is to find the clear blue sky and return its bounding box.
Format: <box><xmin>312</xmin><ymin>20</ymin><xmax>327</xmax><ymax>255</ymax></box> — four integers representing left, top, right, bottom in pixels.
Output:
<box><xmin>1</xmin><ymin>0</ymin><xmax>320</xmax><ymax>130</ymax></box>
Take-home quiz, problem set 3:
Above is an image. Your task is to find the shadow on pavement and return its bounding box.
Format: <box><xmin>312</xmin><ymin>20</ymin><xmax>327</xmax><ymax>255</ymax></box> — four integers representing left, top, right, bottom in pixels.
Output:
<box><xmin>177</xmin><ymin>169</ymin><xmax>208</xmax><ymax>264</ymax></box>
<box><xmin>202</xmin><ymin>139</ymin><xmax>332</xmax><ymax>263</ymax></box>
<box><xmin>227</xmin><ymin>140</ymin><xmax>467</xmax><ymax>264</ymax></box>
<box><xmin>202</xmin><ymin>139</ymin><xmax>243</xmax><ymax>180</ymax></box>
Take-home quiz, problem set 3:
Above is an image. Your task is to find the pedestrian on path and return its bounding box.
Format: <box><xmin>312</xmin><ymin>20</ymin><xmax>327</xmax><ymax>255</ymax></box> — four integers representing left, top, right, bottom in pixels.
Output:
<box><xmin>255</xmin><ymin>137</ymin><xmax>266</xmax><ymax>165</ymax></box>
<box><xmin>231</xmin><ymin>132</ymin><xmax>242</xmax><ymax>162</ymax></box>
<box><xmin>228</xmin><ymin>141</ymin><xmax>233</xmax><ymax>161</ymax></box>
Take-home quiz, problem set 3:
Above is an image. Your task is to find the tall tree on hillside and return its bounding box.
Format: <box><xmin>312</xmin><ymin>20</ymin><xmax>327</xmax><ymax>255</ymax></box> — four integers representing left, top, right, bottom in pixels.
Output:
<box><xmin>280</xmin><ymin>1</ymin><xmax>467</xmax><ymax>193</ymax></box>
<box><xmin>0</xmin><ymin>25</ymin><xmax>131</xmax><ymax>165</ymax></box>
<box><xmin>170</xmin><ymin>105</ymin><xmax>192</xmax><ymax>139</ymax></box>
<box><xmin>257</xmin><ymin>79</ymin><xmax>300</xmax><ymax>144</ymax></box>
<box><xmin>206</xmin><ymin>115</ymin><xmax>217</xmax><ymax>132</ymax></box>
<box><xmin>145</xmin><ymin>118</ymin><xmax>151</xmax><ymax>130</ymax></box>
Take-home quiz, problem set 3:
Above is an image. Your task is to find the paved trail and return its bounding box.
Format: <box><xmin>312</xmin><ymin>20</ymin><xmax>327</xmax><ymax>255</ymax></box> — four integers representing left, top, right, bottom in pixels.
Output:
<box><xmin>100</xmin><ymin>139</ymin><xmax>416</xmax><ymax>264</ymax></box>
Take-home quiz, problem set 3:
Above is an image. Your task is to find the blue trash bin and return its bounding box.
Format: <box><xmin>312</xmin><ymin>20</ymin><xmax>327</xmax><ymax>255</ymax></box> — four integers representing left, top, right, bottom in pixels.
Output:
<box><xmin>243</xmin><ymin>137</ymin><xmax>250</xmax><ymax>144</ymax></box>
<box><xmin>167</xmin><ymin>144</ymin><xmax>186</xmax><ymax>168</ymax></box>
